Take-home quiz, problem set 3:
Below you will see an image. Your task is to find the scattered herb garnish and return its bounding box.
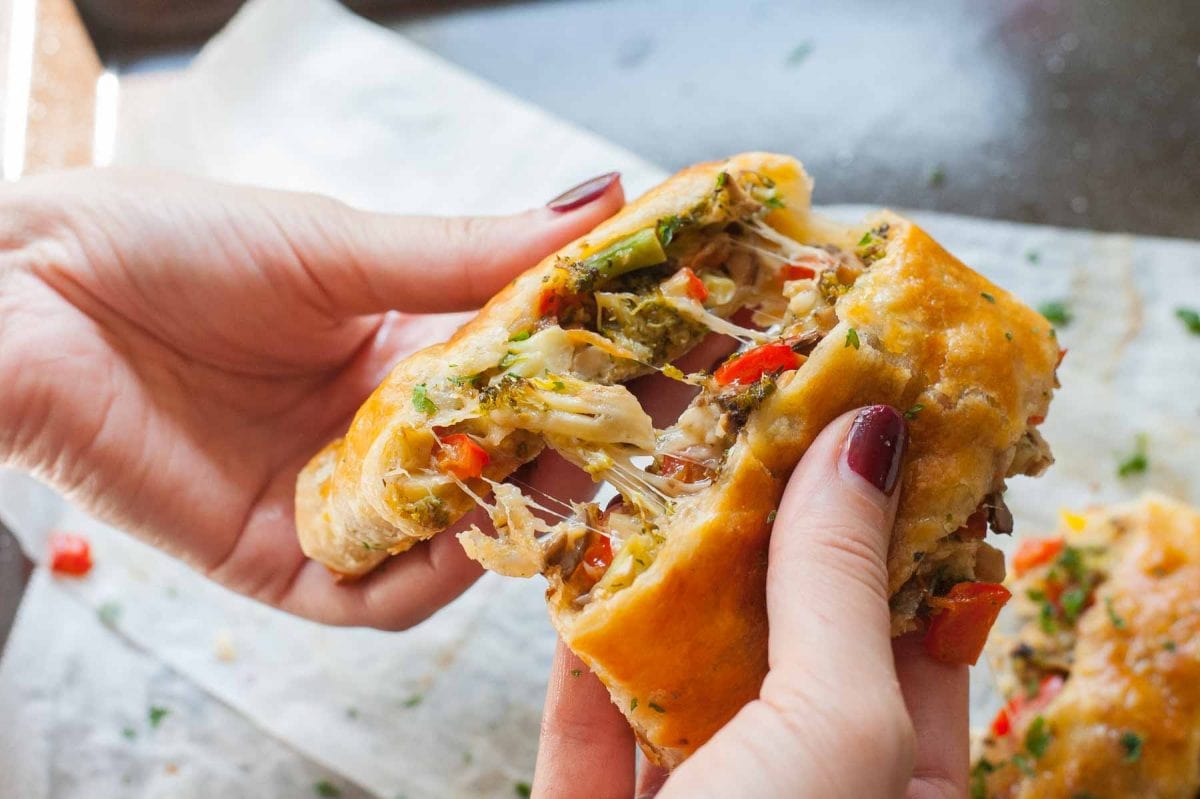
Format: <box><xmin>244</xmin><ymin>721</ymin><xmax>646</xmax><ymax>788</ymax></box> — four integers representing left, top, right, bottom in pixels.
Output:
<box><xmin>845</xmin><ymin>328</ymin><xmax>860</xmax><ymax>349</ymax></box>
<box><xmin>402</xmin><ymin>695</ymin><xmax>423</xmax><ymax>708</ymax></box>
<box><xmin>1060</xmin><ymin>586</ymin><xmax>1088</xmax><ymax>622</ymax></box>
<box><xmin>1105</xmin><ymin>597</ymin><xmax>1126</xmax><ymax>629</ymax></box>
<box><xmin>969</xmin><ymin>758</ymin><xmax>997</xmax><ymax>799</ymax></box>
<box><xmin>148</xmin><ymin>706</ymin><xmax>170</xmax><ymax>728</ymax></box>
<box><xmin>514</xmin><ymin>782</ymin><xmax>532</xmax><ymax>798</ymax></box>
<box><xmin>715</xmin><ymin>172</ymin><xmax>728</xmax><ymax>189</ymax></box>
<box><xmin>762</xmin><ymin>195</ymin><xmax>786</xmax><ymax>209</ymax></box>
<box><xmin>1011</xmin><ymin>753</ymin><xmax>1035</xmax><ymax>775</ymax></box>
<box><xmin>1120</xmin><ymin>730</ymin><xmax>1143</xmax><ymax>762</ymax></box>
<box><xmin>786</xmin><ymin>41</ymin><xmax>814</xmax><ymax>66</ymax></box>
<box><xmin>122</xmin><ymin>727</ymin><xmax>136</xmax><ymax>740</ymax></box>
<box><xmin>981</xmin><ymin>292</ymin><xmax>996</xmax><ymax>304</ymax></box>
<box><xmin>314</xmin><ymin>780</ymin><xmax>341</xmax><ymax>798</ymax></box>
<box><xmin>1116</xmin><ymin>434</ymin><xmax>1149</xmax><ymax>478</ymax></box>
<box><xmin>1005</xmin><ymin>331</ymin><xmax>1014</xmax><ymax>341</ymax></box>
<box><xmin>928</xmin><ymin>165</ymin><xmax>946</xmax><ymax>188</ymax></box>
<box><xmin>656</xmin><ymin>215</ymin><xmax>683</xmax><ymax>246</ymax></box>
<box><xmin>904</xmin><ymin>404</ymin><xmax>924</xmax><ymax>419</ymax></box>
<box><xmin>630</xmin><ymin>698</ymin><xmax>639</xmax><ymax>711</ymax></box>
<box><xmin>1039</xmin><ymin>301</ymin><xmax>1073</xmax><ymax>327</ymax></box>
<box><xmin>508</xmin><ymin>330</ymin><xmax>531</xmax><ymax>342</ymax></box>
<box><xmin>1176</xmin><ymin>307</ymin><xmax>1200</xmax><ymax>335</ymax></box>
<box><xmin>766</xmin><ymin>510</ymin><xmax>777</xmax><ymax>523</ymax></box>
<box><xmin>570</xmin><ymin>669</ymin><xmax>582</xmax><ymax>678</ymax></box>
<box><xmin>648</xmin><ymin>702</ymin><xmax>666</xmax><ymax>713</ymax></box>
<box><xmin>1164</xmin><ymin>640</ymin><xmax>1178</xmax><ymax>651</ymax></box>
<box><xmin>1026</xmin><ymin>250</ymin><xmax>1041</xmax><ymax>264</ymax></box>
<box><xmin>1026</xmin><ymin>715</ymin><xmax>1051</xmax><ymax>758</ymax></box>
<box><xmin>412</xmin><ymin>384</ymin><xmax>437</xmax><ymax>415</ymax></box>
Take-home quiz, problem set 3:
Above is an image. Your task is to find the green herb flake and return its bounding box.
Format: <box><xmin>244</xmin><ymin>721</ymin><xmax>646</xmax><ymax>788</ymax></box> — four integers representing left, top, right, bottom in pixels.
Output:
<box><xmin>1060</xmin><ymin>586</ymin><xmax>1088</xmax><ymax>622</ymax></box>
<box><xmin>630</xmin><ymin>698</ymin><xmax>639</xmax><ymax>711</ymax></box>
<box><xmin>1176</xmin><ymin>307</ymin><xmax>1200</xmax><ymax>335</ymax></box>
<box><xmin>514</xmin><ymin>782</ymin><xmax>532</xmax><ymax>798</ymax></box>
<box><xmin>969</xmin><ymin>758</ymin><xmax>997</xmax><ymax>799</ymax></box>
<box><xmin>1117</xmin><ymin>434</ymin><xmax>1149</xmax><ymax>478</ymax></box>
<box><xmin>412</xmin><ymin>384</ymin><xmax>437</xmax><ymax>415</ymax></box>
<box><xmin>845</xmin><ymin>328</ymin><xmax>860</xmax><ymax>349</ymax></box>
<box><xmin>508</xmin><ymin>330</ymin><xmax>531</xmax><ymax>342</ymax></box>
<box><xmin>1106</xmin><ymin>597</ymin><xmax>1127</xmax><ymax>629</ymax></box>
<box><xmin>148</xmin><ymin>706</ymin><xmax>170</xmax><ymax>728</ymax></box>
<box><xmin>1026</xmin><ymin>250</ymin><xmax>1041</xmax><ymax>264</ymax></box>
<box><xmin>715</xmin><ymin>172</ymin><xmax>728</xmax><ymax>189</ymax></box>
<box><xmin>1011</xmin><ymin>753</ymin><xmax>1035</xmax><ymax>776</ymax></box>
<box><xmin>314</xmin><ymin>780</ymin><xmax>341</xmax><ymax>798</ymax></box>
<box><xmin>1005</xmin><ymin>331</ymin><xmax>1014</xmax><ymax>341</ymax></box>
<box><xmin>1039</xmin><ymin>301</ymin><xmax>1073</xmax><ymax>327</ymax></box>
<box><xmin>1120</xmin><ymin>730</ymin><xmax>1143</xmax><ymax>762</ymax></box>
<box><xmin>762</xmin><ymin>195</ymin><xmax>785</xmax><ymax>209</ymax></box>
<box><xmin>648</xmin><ymin>702</ymin><xmax>666</xmax><ymax>713</ymax></box>
<box><xmin>785</xmin><ymin>41</ymin><xmax>814</xmax><ymax>66</ymax></box>
<box><xmin>98</xmin><ymin>601</ymin><xmax>122</xmax><ymax>627</ymax></box>
<box><xmin>928</xmin><ymin>165</ymin><xmax>946</xmax><ymax>188</ymax></box>
<box><xmin>1038</xmin><ymin>601</ymin><xmax>1057</xmax><ymax>634</ymax></box>
<box><xmin>121</xmin><ymin>727</ymin><xmax>136</xmax><ymax>740</ymax></box>
<box><xmin>570</xmin><ymin>669</ymin><xmax>582</xmax><ymax>677</ymax></box>
<box><xmin>981</xmin><ymin>292</ymin><xmax>997</xmax><ymax>304</ymax></box>
<box><xmin>402</xmin><ymin>695</ymin><xmax>423</xmax><ymax>708</ymax></box>
<box><xmin>345</xmin><ymin>707</ymin><xmax>359</xmax><ymax>720</ymax></box>
<box><xmin>1164</xmin><ymin>640</ymin><xmax>1178</xmax><ymax>652</ymax></box>
<box><xmin>766</xmin><ymin>510</ymin><xmax>777</xmax><ymax>523</ymax></box>
<box><xmin>656</xmin><ymin>215</ymin><xmax>683</xmax><ymax>246</ymax></box>
<box><xmin>1025</xmin><ymin>715</ymin><xmax>1051</xmax><ymax>758</ymax></box>
<box><xmin>904</xmin><ymin>404</ymin><xmax>925</xmax><ymax>419</ymax></box>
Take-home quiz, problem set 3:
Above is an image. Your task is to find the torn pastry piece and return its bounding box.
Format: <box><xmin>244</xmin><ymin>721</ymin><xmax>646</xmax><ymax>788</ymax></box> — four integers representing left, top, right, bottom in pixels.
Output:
<box><xmin>295</xmin><ymin>152</ymin><xmax>1061</xmax><ymax>766</ymax></box>
<box><xmin>972</xmin><ymin>495</ymin><xmax>1200</xmax><ymax>799</ymax></box>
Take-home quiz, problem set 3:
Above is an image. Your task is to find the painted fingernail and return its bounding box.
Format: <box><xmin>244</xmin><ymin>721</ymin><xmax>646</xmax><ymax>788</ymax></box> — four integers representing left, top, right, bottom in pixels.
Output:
<box><xmin>845</xmin><ymin>405</ymin><xmax>907</xmax><ymax>495</ymax></box>
<box><xmin>546</xmin><ymin>172</ymin><xmax>620</xmax><ymax>212</ymax></box>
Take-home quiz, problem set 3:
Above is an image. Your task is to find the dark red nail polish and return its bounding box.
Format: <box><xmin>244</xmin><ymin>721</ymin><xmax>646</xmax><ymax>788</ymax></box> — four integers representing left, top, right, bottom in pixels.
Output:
<box><xmin>546</xmin><ymin>172</ymin><xmax>620</xmax><ymax>212</ymax></box>
<box><xmin>845</xmin><ymin>405</ymin><xmax>907</xmax><ymax>495</ymax></box>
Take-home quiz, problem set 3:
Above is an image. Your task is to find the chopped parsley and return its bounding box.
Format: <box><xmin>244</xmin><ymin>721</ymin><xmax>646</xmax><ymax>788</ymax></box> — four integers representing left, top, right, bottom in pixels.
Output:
<box><xmin>656</xmin><ymin>215</ymin><xmax>683</xmax><ymax>246</ymax></box>
<box><xmin>928</xmin><ymin>165</ymin><xmax>946</xmax><ymax>188</ymax></box>
<box><xmin>570</xmin><ymin>669</ymin><xmax>582</xmax><ymax>677</ymax></box>
<box><xmin>1039</xmin><ymin>301</ymin><xmax>1073</xmax><ymax>327</ymax></box>
<box><xmin>981</xmin><ymin>292</ymin><xmax>997</xmax><ymax>304</ymax></box>
<box><xmin>412</xmin><ymin>384</ymin><xmax>437</xmax><ymax>415</ymax></box>
<box><xmin>766</xmin><ymin>510</ymin><xmax>777</xmax><ymax>523</ymax></box>
<box><xmin>786</xmin><ymin>41</ymin><xmax>814</xmax><ymax>66</ymax></box>
<box><xmin>630</xmin><ymin>698</ymin><xmax>639</xmax><ymax>711</ymax></box>
<box><xmin>1026</xmin><ymin>250</ymin><xmax>1041</xmax><ymax>264</ymax></box>
<box><xmin>904</xmin><ymin>404</ymin><xmax>924</xmax><ymax>419</ymax></box>
<box><xmin>715</xmin><ymin>172</ymin><xmax>728</xmax><ymax>189</ymax></box>
<box><xmin>1005</xmin><ymin>331</ymin><xmax>1014</xmax><ymax>341</ymax></box>
<box><xmin>1176</xmin><ymin>307</ymin><xmax>1200</xmax><ymax>335</ymax></box>
<box><xmin>1060</xmin><ymin>585</ymin><xmax>1088</xmax><ymax>623</ymax></box>
<box><xmin>1011</xmin><ymin>753</ymin><xmax>1035</xmax><ymax>775</ymax></box>
<box><xmin>969</xmin><ymin>758</ymin><xmax>997</xmax><ymax>799</ymax></box>
<box><xmin>121</xmin><ymin>727</ymin><xmax>137</xmax><ymax>740</ymax></box>
<box><xmin>402</xmin><ymin>695</ymin><xmax>423</xmax><ymax>708</ymax></box>
<box><xmin>1164</xmin><ymin>640</ymin><xmax>1178</xmax><ymax>651</ymax></box>
<box><xmin>1120</xmin><ymin>730</ymin><xmax>1143</xmax><ymax>762</ymax></box>
<box><xmin>314</xmin><ymin>781</ymin><xmax>341</xmax><ymax>798</ymax></box>
<box><xmin>1105</xmin><ymin>597</ymin><xmax>1126</xmax><ymax>629</ymax></box>
<box><xmin>514</xmin><ymin>782</ymin><xmax>532</xmax><ymax>798</ymax></box>
<box><xmin>508</xmin><ymin>330</ymin><xmax>531</xmax><ymax>342</ymax></box>
<box><xmin>762</xmin><ymin>195</ymin><xmax>786</xmax><ymax>209</ymax></box>
<box><xmin>148</xmin><ymin>706</ymin><xmax>170</xmax><ymax>728</ymax></box>
<box><xmin>1117</xmin><ymin>434</ymin><xmax>1149</xmax><ymax>478</ymax></box>
<box><xmin>845</xmin><ymin>328</ymin><xmax>860</xmax><ymax>349</ymax></box>
<box><xmin>648</xmin><ymin>702</ymin><xmax>666</xmax><ymax>713</ymax></box>
<box><xmin>1025</xmin><ymin>715</ymin><xmax>1051</xmax><ymax>758</ymax></box>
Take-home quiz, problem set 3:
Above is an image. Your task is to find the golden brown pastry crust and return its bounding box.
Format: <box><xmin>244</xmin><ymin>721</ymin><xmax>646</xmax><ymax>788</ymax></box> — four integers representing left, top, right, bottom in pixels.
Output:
<box><xmin>295</xmin><ymin>153</ymin><xmax>1060</xmax><ymax>766</ymax></box>
<box><xmin>975</xmin><ymin>495</ymin><xmax>1200</xmax><ymax>799</ymax></box>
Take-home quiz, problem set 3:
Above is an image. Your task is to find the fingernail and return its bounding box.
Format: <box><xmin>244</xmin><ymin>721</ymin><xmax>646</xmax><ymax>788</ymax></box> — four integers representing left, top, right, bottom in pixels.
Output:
<box><xmin>546</xmin><ymin>172</ymin><xmax>620</xmax><ymax>212</ymax></box>
<box><xmin>845</xmin><ymin>405</ymin><xmax>907</xmax><ymax>495</ymax></box>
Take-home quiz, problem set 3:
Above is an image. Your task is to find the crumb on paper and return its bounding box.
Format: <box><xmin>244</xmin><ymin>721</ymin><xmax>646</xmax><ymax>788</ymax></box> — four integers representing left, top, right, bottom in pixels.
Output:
<box><xmin>213</xmin><ymin>629</ymin><xmax>237</xmax><ymax>662</ymax></box>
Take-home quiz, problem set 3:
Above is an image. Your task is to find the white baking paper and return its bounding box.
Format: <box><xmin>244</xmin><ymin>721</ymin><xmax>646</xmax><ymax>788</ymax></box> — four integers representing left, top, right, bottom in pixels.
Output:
<box><xmin>2</xmin><ymin>0</ymin><xmax>1198</xmax><ymax>796</ymax></box>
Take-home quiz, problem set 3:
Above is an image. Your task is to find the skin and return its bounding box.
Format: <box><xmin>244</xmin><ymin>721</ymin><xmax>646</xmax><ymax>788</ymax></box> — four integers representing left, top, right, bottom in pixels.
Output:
<box><xmin>533</xmin><ymin>410</ymin><xmax>968</xmax><ymax>799</ymax></box>
<box><xmin>1</xmin><ymin>172</ymin><xmax>963</xmax><ymax>794</ymax></box>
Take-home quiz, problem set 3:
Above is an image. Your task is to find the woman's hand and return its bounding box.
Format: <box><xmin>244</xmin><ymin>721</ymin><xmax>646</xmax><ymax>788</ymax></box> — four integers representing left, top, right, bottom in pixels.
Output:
<box><xmin>0</xmin><ymin>168</ymin><xmax>623</xmax><ymax>629</ymax></box>
<box><xmin>533</xmin><ymin>406</ymin><xmax>967</xmax><ymax>799</ymax></box>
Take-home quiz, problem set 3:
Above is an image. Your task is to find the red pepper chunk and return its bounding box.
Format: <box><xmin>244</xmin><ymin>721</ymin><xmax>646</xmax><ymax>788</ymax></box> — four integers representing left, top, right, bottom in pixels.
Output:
<box><xmin>658</xmin><ymin>454</ymin><xmax>712</xmax><ymax>483</ymax></box>
<box><xmin>923</xmin><ymin>582</ymin><xmax>1012</xmax><ymax>665</ymax></box>
<box><xmin>783</xmin><ymin>263</ymin><xmax>816</xmax><ymax>280</ymax></box>
<box><xmin>680</xmin><ymin>268</ymin><xmax>709</xmax><ymax>303</ymax></box>
<box><xmin>48</xmin><ymin>532</ymin><xmax>93</xmax><ymax>577</ymax></box>
<box><xmin>581</xmin><ymin>535</ymin><xmax>613</xmax><ymax>582</ymax></box>
<box><xmin>713</xmin><ymin>343</ymin><xmax>803</xmax><ymax>387</ymax></box>
<box><xmin>435</xmin><ymin>433</ymin><xmax>490</xmax><ymax>480</ymax></box>
<box><xmin>989</xmin><ymin>674</ymin><xmax>1064</xmax><ymax>738</ymax></box>
<box><xmin>1012</xmin><ymin>536</ymin><xmax>1065</xmax><ymax>577</ymax></box>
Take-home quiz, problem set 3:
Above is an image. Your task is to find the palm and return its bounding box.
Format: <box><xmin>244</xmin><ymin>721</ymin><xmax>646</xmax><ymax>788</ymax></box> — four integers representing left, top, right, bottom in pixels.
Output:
<box><xmin>1</xmin><ymin>169</ymin><xmax>624</xmax><ymax>627</ymax></box>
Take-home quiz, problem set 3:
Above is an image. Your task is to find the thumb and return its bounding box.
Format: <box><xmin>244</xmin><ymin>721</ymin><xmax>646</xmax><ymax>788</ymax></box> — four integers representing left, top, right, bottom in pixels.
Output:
<box><xmin>276</xmin><ymin>172</ymin><xmax>624</xmax><ymax>316</ymax></box>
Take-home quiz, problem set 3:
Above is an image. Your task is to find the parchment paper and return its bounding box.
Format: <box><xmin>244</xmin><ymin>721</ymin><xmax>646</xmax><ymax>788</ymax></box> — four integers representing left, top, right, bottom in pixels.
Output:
<box><xmin>1</xmin><ymin>0</ymin><xmax>1197</xmax><ymax>796</ymax></box>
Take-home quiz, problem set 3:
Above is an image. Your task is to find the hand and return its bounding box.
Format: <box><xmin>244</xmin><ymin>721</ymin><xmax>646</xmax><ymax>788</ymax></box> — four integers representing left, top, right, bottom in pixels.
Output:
<box><xmin>0</xmin><ymin>168</ymin><xmax>624</xmax><ymax>629</ymax></box>
<box><xmin>532</xmin><ymin>406</ymin><xmax>967</xmax><ymax>799</ymax></box>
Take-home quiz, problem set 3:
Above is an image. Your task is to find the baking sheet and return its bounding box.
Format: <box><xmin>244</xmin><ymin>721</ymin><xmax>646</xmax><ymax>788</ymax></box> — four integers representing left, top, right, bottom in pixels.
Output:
<box><xmin>1</xmin><ymin>0</ymin><xmax>1197</xmax><ymax>796</ymax></box>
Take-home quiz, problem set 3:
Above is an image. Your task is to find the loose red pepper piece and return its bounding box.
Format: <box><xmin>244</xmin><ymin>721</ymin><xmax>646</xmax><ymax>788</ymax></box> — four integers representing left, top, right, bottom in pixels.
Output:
<box><xmin>989</xmin><ymin>674</ymin><xmax>1064</xmax><ymax>738</ymax></box>
<box><xmin>783</xmin><ymin>263</ymin><xmax>816</xmax><ymax>280</ymax></box>
<box><xmin>658</xmin><ymin>454</ymin><xmax>712</xmax><ymax>483</ymax></box>
<box><xmin>581</xmin><ymin>535</ymin><xmax>613</xmax><ymax>582</ymax></box>
<box><xmin>48</xmin><ymin>532</ymin><xmax>93</xmax><ymax>577</ymax></box>
<box><xmin>923</xmin><ymin>582</ymin><xmax>1012</xmax><ymax>665</ymax></box>
<box><xmin>435</xmin><ymin>433</ymin><xmax>490</xmax><ymax>480</ymax></box>
<box><xmin>1012</xmin><ymin>536</ymin><xmax>1065</xmax><ymax>577</ymax></box>
<box><xmin>680</xmin><ymin>268</ymin><xmax>708</xmax><ymax>303</ymax></box>
<box><xmin>713</xmin><ymin>342</ymin><xmax>803</xmax><ymax>387</ymax></box>
<box><xmin>1027</xmin><ymin>414</ymin><xmax>1046</xmax><ymax>426</ymax></box>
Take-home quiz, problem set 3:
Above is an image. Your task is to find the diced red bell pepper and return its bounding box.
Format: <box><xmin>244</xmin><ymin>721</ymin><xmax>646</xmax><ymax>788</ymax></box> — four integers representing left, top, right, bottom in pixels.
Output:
<box><xmin>49</xmin><ymin>532</ymin><xmax>93</xmax><ymax>577</ymax></box>
<box><xmin>680</xmin><ymin>268</ymin><xmax>708</xmax><ymax>303</ymax></box>
<box><xmin>1027</xmin><ymin>414</ymin><xmax>1046</xmax><ymax>426</ymax></box>
<box><xmin>435</xmin><ymin>433</ymin><xmax>490</xmax><ymax>480</ymax></box>
<box><xmin>581</xmin><ymin>534</ymin><xmax>613</xmax><ymax>582</ymax></box>
<box><xmin>989</xmin><ymin>674</ymin><xmax>1064</xmax><ymax>738</ymax></box>
<box><xmin>713</xmin><ymin>342</ymin><xmax>803</xmax><ymax>387</ymax></box>
<box><xmin>923</xmin><ymin>582</ymin><xmax>1012</xmax><ymax>665</ymax></box>
<box><xmin>783</xmin><ymin>263</ymin><xmax>816</xmax><ymax>281</ymax></box>
<box><xmin>1012</xmin><ymin>536</ymin><xmax>1065</xmax><ymax>577</ymax></box>
<box><xmin>658</xmin><ymin>454</ymin><xmax>712</xmax><ymax>483</ymax></box>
